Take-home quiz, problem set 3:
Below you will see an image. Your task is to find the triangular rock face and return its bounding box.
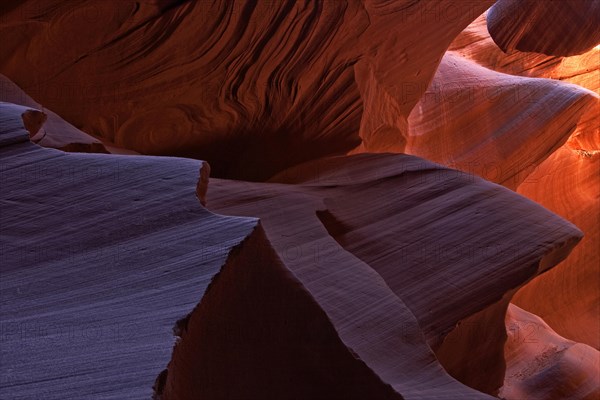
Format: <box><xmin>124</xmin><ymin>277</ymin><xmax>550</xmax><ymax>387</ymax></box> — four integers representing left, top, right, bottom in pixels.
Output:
<box><xmin>159</xmin><ymin>223</ymin><xmax>404</xmax><ymax>400</ymax></box>
<box><xmin>0</xmin><ymin>103</ymin><xmax>257</xmax><ymax>399</ymax></box>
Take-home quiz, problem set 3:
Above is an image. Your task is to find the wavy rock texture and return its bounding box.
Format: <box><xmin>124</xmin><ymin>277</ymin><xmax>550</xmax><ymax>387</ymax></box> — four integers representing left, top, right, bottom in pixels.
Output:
<box><xmin>487</xmin><ymin>0</ymin><xmax>600</xmax><ymax>56</ymax></box>
<box><xmin>450</xmin><ymin>13</ymin><xmax>600</xmax><ymax>153</ymax></box>
<box><xmin>514</xmin><ymin>147</ymin><xmax>600</xmax><ymax>350</ymax></box>
<box><xmin>406</xmin><ymin>52</ymin><xmax>598</xmax><ymax>189</ymax></box>
<box><xmin>0</xmin><ymin>0</ymin><xmax>493</xmax><ymax>180</ymax></box>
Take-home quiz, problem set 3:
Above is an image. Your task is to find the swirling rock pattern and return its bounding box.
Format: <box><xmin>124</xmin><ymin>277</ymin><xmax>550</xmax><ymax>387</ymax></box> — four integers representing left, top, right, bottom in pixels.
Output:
<box><xmin>0</xmin><ymin>0</ymin><xmax>493</xmax><ymax>180</ymax></box>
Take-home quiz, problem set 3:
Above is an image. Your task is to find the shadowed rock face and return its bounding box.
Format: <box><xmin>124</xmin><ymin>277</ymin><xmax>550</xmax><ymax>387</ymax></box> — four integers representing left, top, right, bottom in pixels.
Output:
<box><xmin>1</xmin><ymin>1</ymin><xmax>599</xmax><ymax>399</ymax></box>
<box><xmin>487</xmin><ymin>0</ymin><xmax>600</xmax><ymax>57</ymax></box>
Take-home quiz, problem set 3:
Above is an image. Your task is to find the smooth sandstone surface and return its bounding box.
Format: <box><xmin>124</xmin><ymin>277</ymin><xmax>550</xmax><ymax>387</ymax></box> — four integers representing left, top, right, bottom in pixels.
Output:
<box><xmin>406</xmin><ymin>51</ymin><xmax>598</xmax><ymax>189</ymax></box>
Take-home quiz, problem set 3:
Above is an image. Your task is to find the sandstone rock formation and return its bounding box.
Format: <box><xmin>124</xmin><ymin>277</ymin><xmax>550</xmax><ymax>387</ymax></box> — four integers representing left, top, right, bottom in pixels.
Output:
<box><xmin>420</xmin><ymin>12</ymin><xmax>600</xmax><ymax>351</ymax></box>
<box><xmin>1</xmin><ymin>1</ymin><xmax>599</xmax><ymax>399</ymax></box>
<box><xmin>487</xmin><ymin>0</ymin><xmax>600</xmax><ymax>56</ymax></box>
<box><xmin>0</xmin><ymin>74</ymin><xmax>108</xmax><ymax>152</ymax></box>
<box><xmin>502</xmin><ymin>304</ymin><xmax>600</xmax><ymax>400</ymax></box>
<box><xmin>0</xmin><ymin>102</ymin><xmax>257</xmax><ymax>399</ymax></box>
<box><xmin>1</xmin><ymin>102</ymin><xmax>587</xmax><ymax>398</ymax></box>
<box><xmin>0</xmin><ymin>0</ymin><xmax>493</xmax><ymax>180</ymax></box>
<box><xmin>406</xmin><ymin>52</ymin><xmax>597</xmax><ymax>189</ymax></box>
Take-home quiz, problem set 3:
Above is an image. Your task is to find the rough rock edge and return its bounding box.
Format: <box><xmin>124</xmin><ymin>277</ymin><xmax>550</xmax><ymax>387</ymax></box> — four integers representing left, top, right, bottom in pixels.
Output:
<box><xmin>0</xmin><ymin>102</ymin><xmax>42</xmax><ymax>146</ymax></box>
<box><xmin>153</xmin><ymin>222</ymin><xmax>402</xmax><ymax>399</ymax></box>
